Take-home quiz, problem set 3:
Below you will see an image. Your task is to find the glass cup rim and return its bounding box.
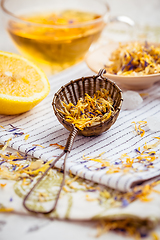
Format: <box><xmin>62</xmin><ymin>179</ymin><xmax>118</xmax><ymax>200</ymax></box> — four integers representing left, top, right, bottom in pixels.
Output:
<box><xmin>1</xmin><ymin>0</ymin><xmax>110</xmax><ymax>29</ymax></box>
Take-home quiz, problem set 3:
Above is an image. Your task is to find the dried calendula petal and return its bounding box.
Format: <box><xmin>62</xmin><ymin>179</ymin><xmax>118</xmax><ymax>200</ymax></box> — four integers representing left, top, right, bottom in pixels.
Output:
<box><xmin>105</xmin><ymin>41</ymin><xmax>160</xmax><ymax>76</ymax></box>
<box><xmin>59</xmin><ymin>89</ymin><xmax>114</xmax><ymax>130</ymax></box>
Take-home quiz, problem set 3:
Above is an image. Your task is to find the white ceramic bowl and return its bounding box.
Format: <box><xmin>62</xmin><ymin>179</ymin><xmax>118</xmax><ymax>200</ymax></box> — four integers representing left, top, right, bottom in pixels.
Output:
<box><xmin>85</xmin><ymin>42</ymin><xmax>160</xmax><ymax>90</ymax></box>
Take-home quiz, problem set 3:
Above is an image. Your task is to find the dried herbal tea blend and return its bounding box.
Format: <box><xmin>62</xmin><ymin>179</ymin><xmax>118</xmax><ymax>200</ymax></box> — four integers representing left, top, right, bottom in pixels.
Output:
<box><xmin>105</xmin><ymin>41</ymin><xmax>160</xmax><ymax>76</ymax></box>
<box><xmin>59</xmin><ymin>89</ymin><xmax>114</xmax><ymax>130</ymax></box>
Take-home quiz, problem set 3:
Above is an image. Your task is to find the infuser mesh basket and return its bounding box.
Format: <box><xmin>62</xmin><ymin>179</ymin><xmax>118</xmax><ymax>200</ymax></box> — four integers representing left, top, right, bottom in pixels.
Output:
<box><xmin>53</xmin><ymin>69</ymin><xmax>123</xmax><ymax>136</ymax></box>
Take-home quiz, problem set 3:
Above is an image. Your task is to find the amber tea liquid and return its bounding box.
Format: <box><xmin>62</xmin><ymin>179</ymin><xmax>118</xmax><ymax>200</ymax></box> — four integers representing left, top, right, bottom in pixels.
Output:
<box><xmin>7</xmin><ymin>10</ymin><xmax>104</xmax><ymax>75</ymax></box>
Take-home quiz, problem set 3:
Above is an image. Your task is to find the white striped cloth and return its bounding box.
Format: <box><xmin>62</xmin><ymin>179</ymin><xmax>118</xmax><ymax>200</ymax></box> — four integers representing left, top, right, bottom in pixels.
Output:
<box><xmin>0</xmin><ymin>62</ymin><xmax>160</xmax><ymax>192</ymax></box>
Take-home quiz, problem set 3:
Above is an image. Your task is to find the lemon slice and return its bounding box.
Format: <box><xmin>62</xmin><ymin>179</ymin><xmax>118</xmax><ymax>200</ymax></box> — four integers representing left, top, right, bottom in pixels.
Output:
<box><xmin>0</xmin><ymin>51</ymin><xmax>50</xmax><ymax>115</ymax></box>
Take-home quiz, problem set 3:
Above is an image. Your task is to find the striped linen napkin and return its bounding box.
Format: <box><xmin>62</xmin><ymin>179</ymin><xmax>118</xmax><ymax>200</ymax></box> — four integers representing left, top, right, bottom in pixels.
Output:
<box><xmin>0</xmin><ymin>62</ymin><xmax>160</xmax><ymax>192</ymax></box>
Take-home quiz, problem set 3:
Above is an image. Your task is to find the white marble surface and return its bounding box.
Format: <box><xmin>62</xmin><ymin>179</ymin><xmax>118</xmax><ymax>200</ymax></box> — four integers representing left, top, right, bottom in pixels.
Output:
<box><xmin>1</xmin><ymin>213</ymin><xmax>136</xmax><ymax>240</ymax></box>
<box><xmin>0</xmin><ymin>1</ymin><xmax>160</xmax><ymax>240</ymax></box>
<box><xmin>107</xmin><ymin>0</ymin><xmax>160</xmax><ymax>27</ymax></box>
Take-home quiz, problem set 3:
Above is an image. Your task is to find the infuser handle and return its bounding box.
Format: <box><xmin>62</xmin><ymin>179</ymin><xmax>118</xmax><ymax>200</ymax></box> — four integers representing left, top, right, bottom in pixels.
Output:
<box><xmin>23</xmin><ymin>127</ymin><xmax>79</xmax><ymax>214</ymax></box>
<box><xmin>64</xmin><ymin>127</ymin><xmax>79</xmax><ymax>152</ymax></box>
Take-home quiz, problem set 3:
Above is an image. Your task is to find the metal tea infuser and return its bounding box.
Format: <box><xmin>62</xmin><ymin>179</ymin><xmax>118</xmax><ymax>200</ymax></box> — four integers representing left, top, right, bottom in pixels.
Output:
<box><xmin>23</xmin><ymin>69</ymin><xmax>123</xmax><ymax>214</ymax></box>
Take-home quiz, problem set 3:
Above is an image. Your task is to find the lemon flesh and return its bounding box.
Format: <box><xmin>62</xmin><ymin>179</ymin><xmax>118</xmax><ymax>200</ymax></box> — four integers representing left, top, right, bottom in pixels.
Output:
<box><xmin>0</xmin><ymin>51</ymin><xmax>50</xmax><ymax>115</ymax></box>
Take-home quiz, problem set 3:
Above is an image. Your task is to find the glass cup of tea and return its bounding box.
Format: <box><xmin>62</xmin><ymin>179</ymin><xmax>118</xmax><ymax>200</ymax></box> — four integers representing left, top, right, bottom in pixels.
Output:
<box><xmin>1</xmin><ymin>0</ymin><xmax>133</xmax><ymax>76</ymax></box>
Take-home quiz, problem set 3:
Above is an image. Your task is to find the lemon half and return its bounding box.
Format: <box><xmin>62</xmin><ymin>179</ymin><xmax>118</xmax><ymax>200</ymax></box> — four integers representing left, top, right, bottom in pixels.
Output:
<box><xmin>0</xmin><ymin>51</ymin><xmax>50</xmax><ymax>115</ymax></box>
